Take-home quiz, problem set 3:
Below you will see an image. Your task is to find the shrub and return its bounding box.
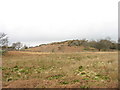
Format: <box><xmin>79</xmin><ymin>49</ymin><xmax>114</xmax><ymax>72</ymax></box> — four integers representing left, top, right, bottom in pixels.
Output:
<box><xmin>0</xmin><ymin>50</ymin><xmax>7</xmax><ymax>55</ymax></box>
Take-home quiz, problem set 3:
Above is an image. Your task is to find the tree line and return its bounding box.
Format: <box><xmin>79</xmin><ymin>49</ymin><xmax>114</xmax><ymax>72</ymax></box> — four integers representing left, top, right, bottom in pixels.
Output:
<box><xmin>0</xmin><ymin>33</ymin><xmax>28</xmax><ymax>54</ymax></box>
<box><xmin>68</xmin><ymin>38</ymin><xmax>119</xmax><ymax>51</ymax></box>
<box><xmin>0</xmin><ymin>33</ymin><xmax>120</xmax><ymax>54</ymax></box>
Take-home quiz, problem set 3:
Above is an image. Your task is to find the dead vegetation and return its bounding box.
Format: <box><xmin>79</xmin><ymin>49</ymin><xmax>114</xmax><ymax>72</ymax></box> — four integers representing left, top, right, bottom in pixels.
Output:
<box><xmin>2</xmin><ymin>51</ymin><xmax>118</xmax><ymax>88</ymax></box>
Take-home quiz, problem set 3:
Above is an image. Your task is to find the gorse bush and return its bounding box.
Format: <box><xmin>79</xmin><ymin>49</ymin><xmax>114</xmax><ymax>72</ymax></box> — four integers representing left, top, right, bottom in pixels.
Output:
<box><xmin>67</xmin><ymin>38</ymin><xmax>118</xmax><ymax>51</ymax></box>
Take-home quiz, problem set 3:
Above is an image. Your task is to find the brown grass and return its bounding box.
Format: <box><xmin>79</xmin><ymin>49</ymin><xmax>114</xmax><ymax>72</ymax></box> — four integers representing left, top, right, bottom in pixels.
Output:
<box><xmin>2</xmin><ymin>51</ymin><xmax>118</xmax><ymax>88</ymax></box>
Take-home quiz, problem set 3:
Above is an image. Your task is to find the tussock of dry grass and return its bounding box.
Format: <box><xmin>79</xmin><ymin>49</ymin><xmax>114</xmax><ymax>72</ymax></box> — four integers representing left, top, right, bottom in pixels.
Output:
<box><xmin>2</xmin><ymin>51</ymin><xmax>118</xmax><ymax>88</ymax></box>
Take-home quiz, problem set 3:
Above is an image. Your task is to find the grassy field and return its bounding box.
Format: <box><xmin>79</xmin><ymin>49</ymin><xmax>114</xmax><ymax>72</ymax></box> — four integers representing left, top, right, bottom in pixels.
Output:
<box><xmin>2</xmin><ymin>51</ymin><xmax>118</xmax><ymax>88</ymax></box>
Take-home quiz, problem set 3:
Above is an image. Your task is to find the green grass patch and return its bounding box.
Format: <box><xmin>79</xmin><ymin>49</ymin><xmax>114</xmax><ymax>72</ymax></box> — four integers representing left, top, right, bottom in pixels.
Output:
<box><xmin>60</xmin><ymin>81</ymin><xmax>69</xmax><ymax>84</ymax></box>
<box><xmin>72</xmin><ymin>79</ymin><xmax>80</xmax><ymax>83</ymax></box>
<box><xmin>47</xmin><ymin>74</ymin><xmax>64</xmax><ymax>80</ymax></box>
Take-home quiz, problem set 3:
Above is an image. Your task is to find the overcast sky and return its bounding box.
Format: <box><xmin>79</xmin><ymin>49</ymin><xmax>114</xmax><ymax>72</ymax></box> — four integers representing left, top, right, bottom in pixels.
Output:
<box><xmin>0</xmin><ymin>0</ymin><xmax>119</xmax><ymax>46</ymax></box>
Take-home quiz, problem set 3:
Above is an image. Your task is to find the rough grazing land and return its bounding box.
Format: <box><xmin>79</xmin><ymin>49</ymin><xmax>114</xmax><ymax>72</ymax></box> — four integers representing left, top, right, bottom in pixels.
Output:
<box><xmin>2</xmin><ymin>51</ymin><xmax>118</xmax><ymax>88</ymax></box>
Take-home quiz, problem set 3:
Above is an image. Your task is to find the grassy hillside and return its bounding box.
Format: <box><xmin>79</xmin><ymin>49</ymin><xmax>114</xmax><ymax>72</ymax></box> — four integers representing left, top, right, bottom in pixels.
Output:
<box><xmin>26</xmin><ymin>40</ymin><xmax>98</xmax><ymax>52</ymax></box>
<box><xmin>2</xmin><ymin>51</ymin><xmax>118</xmax><ymax>88</ymax></box>
<box><xmin>25</xmin><ymin>39</ymin><xmax>118</xmax><ymax>52</ymax></box>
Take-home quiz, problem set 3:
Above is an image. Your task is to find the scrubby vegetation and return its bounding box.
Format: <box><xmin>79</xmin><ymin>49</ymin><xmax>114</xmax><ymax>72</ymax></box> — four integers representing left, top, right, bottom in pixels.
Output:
<box><xmin>25</xmin><ymin>38</ymin><xmax>119</xmax><ymax>52</ymax></box>
<box><xmin>1</xmin><ymin>32</ymin><xmax>118</xmax><ymax>88</ymax></box>
<box><xmin>67</xmin><ymin>38</ymin><xmax>118</xmax><ymax>51</ymax></box>
<box><xmin>2</xmin><ymin>51</ymin><xmax>118</xmax><ymax>88</ymax></box>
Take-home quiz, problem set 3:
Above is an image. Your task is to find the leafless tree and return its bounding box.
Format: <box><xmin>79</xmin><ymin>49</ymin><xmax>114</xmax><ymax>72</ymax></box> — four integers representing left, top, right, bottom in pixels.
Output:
<box><xmin>12</xmin><ymin>42</ymin><xmax>23</xmax><ymax>50</ymax></box>
<box><xmin>0</xmin><ymin>33</ymin><xmax>8</xmax><ymax>50</ymax></box>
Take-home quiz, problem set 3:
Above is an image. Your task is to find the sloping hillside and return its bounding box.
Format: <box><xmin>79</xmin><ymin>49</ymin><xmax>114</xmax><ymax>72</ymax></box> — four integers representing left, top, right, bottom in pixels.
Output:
<box><xmin>26</xmin><ymin>40</ymin><xmax>96</xmax><ymax>52</ymax></box>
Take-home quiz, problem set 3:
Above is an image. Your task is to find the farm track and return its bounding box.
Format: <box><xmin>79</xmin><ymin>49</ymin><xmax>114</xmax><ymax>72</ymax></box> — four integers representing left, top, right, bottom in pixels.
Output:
<box><xmin>9</xmin><ymin>51</ymin><xmax>118</xmax><ymax>55</ymax></box>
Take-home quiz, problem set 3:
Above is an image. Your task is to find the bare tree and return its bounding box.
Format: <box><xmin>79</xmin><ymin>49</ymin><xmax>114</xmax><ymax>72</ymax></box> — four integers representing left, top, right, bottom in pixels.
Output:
<box><xmin>0</xmin><ymin>33</ymin><xmax>8</xmax><ymax>51</ymax></box>
<box><xmin>12</xmin><ymin>42</ymin><xmax>23</xmax><ymax>50</ymax></box>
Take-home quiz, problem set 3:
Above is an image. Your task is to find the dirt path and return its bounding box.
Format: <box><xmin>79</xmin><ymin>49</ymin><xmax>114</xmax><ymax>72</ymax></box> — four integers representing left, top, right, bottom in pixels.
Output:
<box><xmin>9</xmin><ymin>51</ymin><xmax>118</xmax><ymax>55</ymax></box>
